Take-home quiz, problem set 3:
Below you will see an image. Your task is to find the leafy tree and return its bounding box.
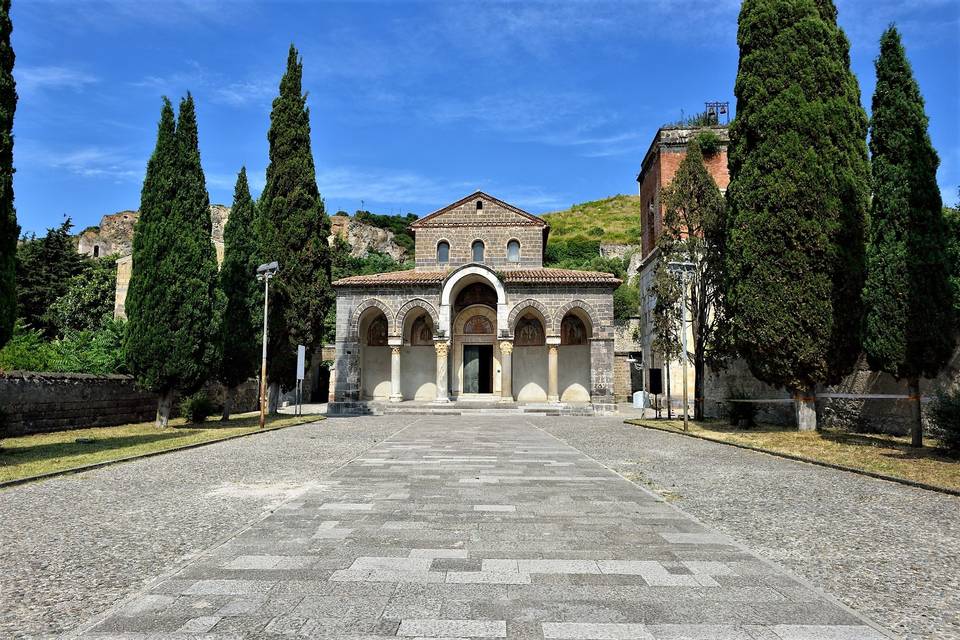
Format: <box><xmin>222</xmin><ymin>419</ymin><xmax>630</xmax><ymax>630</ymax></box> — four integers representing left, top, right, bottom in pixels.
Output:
<box><xmin>944</xmin><ymin>202</ymin><xmax>960</xmax><ymax>320</ymax></box>
<box><xmin>612</xmin><ymin>276</ymin><xmax>639</xmax><ymax>326</ymax></box>
<box><xmin>218</xmin><ymin>168</ymin><xmax>261</xmax><ymax>420</ymax></box>
<box><xmin>16</xmin><ymin>218</ymin><xmax>89</xmax><ymax>335</ymax></box>
<box><xmin>48</xmin><ymin>255</ymin><xmax>117</xmax><ymax>335</ymax></box>
<box><xmin>0</xmin><ymin>0</ymin><xmax>15</xmax><ymax>348</ymax></box>
<box><xmin>650</xmin><ymin>262</ymin><xmax>682</xmax><ymax>418</ymax></box>
<box><xmin>657</xmin><ymin>139</ymin><xmax>727</xmax><ymax>420</ymax></box>
<box><xmin>257</xmin><ymin>45</ymin><xmax>332</xmax><ymax>411</ymax></box>
<box><xmin>0</xmin><ymin>318</ymin><xmax>126</xmax><ymax>375</ymax></box>
<box><xmin>724</xmin><ymin>0</ymin><xmax>870</xmax><ymax>430</ymax></box>
<box><xmin>125</xmin><ymin>96</ymin><xmax>220</xmax><ymax>427</ymax></box>
<box><xmin>862</xmin><ymin>26</ymin><xmax>956</xmax><ymax>447</ymax></box>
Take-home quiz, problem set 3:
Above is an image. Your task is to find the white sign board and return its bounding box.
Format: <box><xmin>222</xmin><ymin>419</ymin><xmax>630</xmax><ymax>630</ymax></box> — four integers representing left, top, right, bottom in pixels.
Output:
<box><xmin>296</xmin><ymin>345</ymin><xmax>306</xmax><ymax>380</ymax></box>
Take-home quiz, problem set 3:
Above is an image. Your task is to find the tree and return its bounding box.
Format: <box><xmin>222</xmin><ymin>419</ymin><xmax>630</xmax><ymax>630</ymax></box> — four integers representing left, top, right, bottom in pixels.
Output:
<box><xmin>257</xmin><ymin>45</ymin><xmax>332</xmax><ymax>411</ymax></box>
<box><xmin>0</xmin><ymin>0</ymin><xmax>15</xmax><ymax>348</ymax></box>
<box><xmin>724</xmin><ymin>0</ymin><xmax>870</xmax><ymax>430</ymax></box>
<box><xmin>16</xmin><ymin>218</ymin><xmax>89</xmax><ymax>335</ymax></box>
<box><xmin>658</xmin><ymin>139</ymin><xmax>727</xmax><ymax>420</ymax></box>
<box><xmin>125</xmin><ymin>96</ymin><xmax>220</xmax><ymax>427</ymax></box>
<box><xmin>862</xmin><ymin>26</ymin><xmax>956</xmax><ymax>447</ymax></box>
<box><xmin>650</xmin><ymin>261</ymin><xmax>682</xmax><ymax>418</ymax></box>
<box><xmin>944</xmin><ymin>200</ymin><xmax>960</xmax><ymax>321</ymax></box>
<box><xmin>218</xmin><ymin>168</ymin><xmax>261</xmax><ymax>420</ymax></box>
<box><xmin>47</xmin><ymin>254</ymin><xmax>117</xmax><ymax>334</ymax></box>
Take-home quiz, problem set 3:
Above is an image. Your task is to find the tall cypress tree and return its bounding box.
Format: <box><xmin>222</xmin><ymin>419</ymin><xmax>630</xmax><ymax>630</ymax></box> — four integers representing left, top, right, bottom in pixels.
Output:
<box><xmin>724</xmin><ymin>0</ymin><xmax>870</xmax><ymax>430</ymax></box>
<box><xmin>0</xmin><ymin>0</ymin><xmax>16</xmax><ymax>348</ymax></box>
<box><xmin>257</xmin><ymin>45</ymin><xmax>332</xmax><ymax>409</ymax></box>
<box><xmin>125</xmin><ymin>96</ymin><xmax>220</xmax><ymax>427</ymax></box>
<box><xmin>218</xmin><ymin>167</ymin><xmax>261</xmax><ymax>420</ymax></box>
<box><xmin>863</xmin><ymin>26</ymin><xmax>955</xmax><ymax>447</ymax></box>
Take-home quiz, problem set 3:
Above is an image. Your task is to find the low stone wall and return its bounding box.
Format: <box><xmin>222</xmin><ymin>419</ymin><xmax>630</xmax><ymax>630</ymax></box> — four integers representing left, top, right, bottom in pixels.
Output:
<box><xmin>0</xmin><ymin>372</ymin><xmax>262</xmax><ymax>437</ymax></box>
<box><xmin>0</xmin><ymin>371</ymin><xmax>157</xmax><ymax>436</ymax></box>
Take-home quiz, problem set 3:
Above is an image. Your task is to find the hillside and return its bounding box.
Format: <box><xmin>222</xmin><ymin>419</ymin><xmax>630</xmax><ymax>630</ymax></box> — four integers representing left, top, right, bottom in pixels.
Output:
<box><xmin>541</xmin><ymin>194</ymin><xmax>641</xmax><ymax>245</ymax></box>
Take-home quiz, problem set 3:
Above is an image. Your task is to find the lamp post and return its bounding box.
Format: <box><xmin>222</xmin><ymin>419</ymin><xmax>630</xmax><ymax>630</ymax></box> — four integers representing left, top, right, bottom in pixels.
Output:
<box><xmin>668</xmin><ymin>260</ymin><xmax>695</xmax><ymax>432</ymax></box>
<box><xmin>256</xmin><ymin>261</ymin><xmax>279</xmax><ymax>429</ymax></box>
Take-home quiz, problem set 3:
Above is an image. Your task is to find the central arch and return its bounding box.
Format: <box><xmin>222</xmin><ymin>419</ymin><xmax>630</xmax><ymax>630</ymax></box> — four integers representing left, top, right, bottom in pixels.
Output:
<box><xmin>439</xmin><ymin>264</ymin><xmax>507</xmax><ymax>336</ymax></box>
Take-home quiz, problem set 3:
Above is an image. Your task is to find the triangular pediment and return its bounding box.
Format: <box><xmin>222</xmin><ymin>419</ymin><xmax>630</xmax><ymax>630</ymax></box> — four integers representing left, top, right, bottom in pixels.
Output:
<box><xmin>410</xmin><ymin>191</ymin><xmax>547</xmax><ymax>228</ymax></box>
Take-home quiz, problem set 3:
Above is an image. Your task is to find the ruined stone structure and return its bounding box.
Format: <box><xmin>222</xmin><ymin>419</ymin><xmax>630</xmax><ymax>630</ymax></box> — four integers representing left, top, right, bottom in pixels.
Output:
<box><xmin>636</xmin><ymin>126</ymin><xmax>730</xmax><ymax>411</ymax></box>
<box><xmin>329</xmin><ymin>214</ymin><xmax>408</xmax><ymax>262</ymax></box>
<box><xmin>330</xmin><ymin>192</ymin><xmax>621</xmax><ymax>414</ymax></box>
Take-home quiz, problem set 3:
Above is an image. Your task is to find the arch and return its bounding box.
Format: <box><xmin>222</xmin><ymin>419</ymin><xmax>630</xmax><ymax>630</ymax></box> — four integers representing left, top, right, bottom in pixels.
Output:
<box><xmin>395</xmin><ymin>298</ymin><xmax>440</xmax><ymax>336</ymax></box>
<box><xmin>349</xmin><ymin>298</ymin><xmax>396</xmax><ymax>338</ymax></box>
<box><xmin>440</xmin><ymin>264</ymin><xmax>506</xmax><ymax>307</ymax></box>
<box><xmin>554</xmin><ymin>300</ymin><xmax>597</xmax><ymax>338</ymax></box>
<box><xmin>508</xmin><ymin>298</ymin><xmax>551</xmax><ymax>335</ymax></box>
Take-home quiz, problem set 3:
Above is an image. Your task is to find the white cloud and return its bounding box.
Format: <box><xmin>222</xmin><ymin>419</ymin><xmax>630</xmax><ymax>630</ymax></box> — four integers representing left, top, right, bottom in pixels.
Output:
<box><xmin>16</xmin><ymin>66</ymin><xmax>98</xmax><ymax>93</ymax></box>
<box><xmin>18</xmin><ymin>141</ymin><xmax>143</xmax><ymax>182</ymax></box>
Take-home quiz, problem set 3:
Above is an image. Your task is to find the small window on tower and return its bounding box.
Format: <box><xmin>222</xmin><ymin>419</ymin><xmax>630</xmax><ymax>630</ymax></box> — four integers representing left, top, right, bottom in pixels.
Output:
<box><xmin>93</xmin><ymin>245</ymin><xmax>100</xmax><ymax>257</ymax></box>
<box><xmin>437</xmin><ymin>241</ymin><xmax>450</xmax><ymax>264</ymax></box>
<box><xmin>476</xmin><ymin>200</ymin><xmax>483</xmax><ymax>210</ymax></box>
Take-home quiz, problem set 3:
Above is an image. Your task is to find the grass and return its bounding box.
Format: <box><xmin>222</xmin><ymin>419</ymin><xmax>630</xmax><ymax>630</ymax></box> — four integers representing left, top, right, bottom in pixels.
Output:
<box><xmin>0</xmin><ymin>412</ymin><xmax>320</xmax><ymax>484</ymax></box>
<box><xmin>541</xmin><ymin>194</ymin><xmax>641</xmax><ymax>245</ymax></box>
<box><xmin>627</xmin><ymin>418</ymin><xmax>960</xmax><ymax>493</ymax></box>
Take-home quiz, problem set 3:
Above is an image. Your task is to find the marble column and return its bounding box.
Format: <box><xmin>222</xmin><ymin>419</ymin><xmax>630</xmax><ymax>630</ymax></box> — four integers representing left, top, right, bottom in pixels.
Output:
<box><xmin>389</xmin><ymin>342</ymin><xmax>402</xmax><ymax>402</ymax></box>
<box><xmin>499</xmin><ymin>340</ymin><xmax>514</xmax><ymax>402</ymax></box>
<box><xmin>434</xmin><ymin>340</ymin><xmax>451</xmax><ymax>403</ymax></box>
<box><xmin>547</xmin><ymin>337</ymin><xmax>560</xmax><ymax>402</ymax></box>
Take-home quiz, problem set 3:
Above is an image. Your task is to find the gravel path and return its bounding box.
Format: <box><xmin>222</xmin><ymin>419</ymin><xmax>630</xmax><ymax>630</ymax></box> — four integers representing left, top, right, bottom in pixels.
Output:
<box><xmin>533</xmin><ymin>417</ymin><xmax>960</xmax><ymax>640</ymax></box>
<box><xmin>0</xmin><ymin>415</ymin><xmax>415</xmax><ymax>639</ymax></box>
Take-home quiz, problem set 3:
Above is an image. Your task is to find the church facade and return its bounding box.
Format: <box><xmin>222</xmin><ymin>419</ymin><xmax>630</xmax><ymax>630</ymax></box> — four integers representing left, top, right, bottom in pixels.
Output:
<box><xmin>329</xmin><ymin>192</ymin><xmax>621</xmax><ymax>414</ymax></box>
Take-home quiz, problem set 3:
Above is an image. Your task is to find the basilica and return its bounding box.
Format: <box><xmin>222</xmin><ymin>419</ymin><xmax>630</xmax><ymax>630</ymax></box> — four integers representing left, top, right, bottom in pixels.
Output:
<box><xmin>329</xmin><ymin>192</ymin><xmax>621</xmax><ymax>414</ymax></box>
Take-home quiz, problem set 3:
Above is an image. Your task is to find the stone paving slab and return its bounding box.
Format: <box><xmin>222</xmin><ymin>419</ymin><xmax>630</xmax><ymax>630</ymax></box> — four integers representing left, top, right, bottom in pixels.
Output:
<box><xmin>68</xmin><ymin>416</ymin><xmax>892</xmax><ymax>639</ymax></box>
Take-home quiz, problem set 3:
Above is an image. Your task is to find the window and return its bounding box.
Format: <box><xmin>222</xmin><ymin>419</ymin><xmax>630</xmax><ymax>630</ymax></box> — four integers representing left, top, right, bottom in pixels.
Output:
<box><xmin>472</xmin><ymin>240</ymin><xmax>485</xmax><ymax>262</ymax></box>
<box><xmin>476</xmin><ymin>199</ymin><xmax>483</xmax><ymax>210</ymax></box>
<box><xmin>92</xmin><ymin>245</ymin><xmax>100</xmax><ymax>257</ymax></box>
<box><xmin>561</xmin><ymin>314</ymin><xmax>588</xmax><ymax>345</ymax></box>
<box><xmin>437</xmin><ymin>241</ymin><xmax>450</xmax><ymax>264</ymax></box>
<box><xmin>514</xmin><ymin>315</ymin><xmax>545</xmax><ymax>346</ymax></box>
<box><xmin>506</xmin><ymin>239</ymin><xmax>520</xmax><ymax>262</ymax></box>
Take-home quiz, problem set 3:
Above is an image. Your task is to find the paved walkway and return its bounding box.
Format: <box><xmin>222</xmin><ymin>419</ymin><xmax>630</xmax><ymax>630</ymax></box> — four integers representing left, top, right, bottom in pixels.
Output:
<box><xmin>73</xmin><ymin>416</ymin><xmax>889</xmax><ymax>639</ymax></box>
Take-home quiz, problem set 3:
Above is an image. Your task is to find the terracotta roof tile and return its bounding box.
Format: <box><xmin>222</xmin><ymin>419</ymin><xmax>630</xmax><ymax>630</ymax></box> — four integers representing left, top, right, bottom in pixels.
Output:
<box><xmin>333</xmin><ymin>268</ymin><xmax>621</xmax><ymax>287</ymax></box>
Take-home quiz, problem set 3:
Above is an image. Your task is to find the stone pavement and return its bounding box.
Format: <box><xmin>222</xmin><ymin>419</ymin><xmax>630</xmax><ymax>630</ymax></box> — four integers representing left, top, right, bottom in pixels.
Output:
<box><xmin>72</xmin><ymin>416</ymin><xmax>891</xmax><ymax>639</ymax></box>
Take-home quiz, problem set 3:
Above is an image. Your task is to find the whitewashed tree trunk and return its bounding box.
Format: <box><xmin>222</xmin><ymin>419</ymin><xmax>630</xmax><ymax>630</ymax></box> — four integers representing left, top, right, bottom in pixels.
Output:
<box><xmin>793</xmin><ymin>386</ymin><xmax>816</xmax><ymax>431</ymax></box>
<box><xmin>909</xmin><ymin>377</ymin><xmax>923</xmax><ymax>448</ymax></box>
<box><xmin>156</xmin><ymin>389</ymin><xmax>174</xmax><ymax>428</ymax></box>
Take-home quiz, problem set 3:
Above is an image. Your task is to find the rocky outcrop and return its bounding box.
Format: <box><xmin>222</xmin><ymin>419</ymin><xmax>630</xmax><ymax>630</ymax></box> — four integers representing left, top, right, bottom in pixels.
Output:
<box><xmin>77</xmin><ymin>205</ymin><xmax>231</xmax><ymax>259</ymax></box>
<box><xmin>329</xmin><ymin>214</ymin><xmax>407</xmax><ymax>262</ymax></box>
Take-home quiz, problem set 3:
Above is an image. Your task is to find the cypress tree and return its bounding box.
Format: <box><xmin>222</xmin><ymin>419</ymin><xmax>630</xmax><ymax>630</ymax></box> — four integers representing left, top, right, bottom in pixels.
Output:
<box><xmin>863</xmin><ymin>26</ymin><xmax>956</xmax><ymax>447</ymax></box>
<box><xmin>218</xmin><ymin>167</ymin><xmax>261</xmax><ymax>420</ymax></box>
<box><xmin>125</xmin><ymin>96</ymin><xmax>220</xmax><ymax>427</ymax></box>
<box><xmin>257</xmin><ymin>45</ymin><xmax>332</xmax><ymax>410</ymax></box>
<box><xmin>724</xmin><ymin>0</ymin><xmax>870</xmax><ymax>430</ymax></box>
<box><xmin>0</xmin><ymin>0</ymin><xmax>16</xmax><ymax>348</ymax></box>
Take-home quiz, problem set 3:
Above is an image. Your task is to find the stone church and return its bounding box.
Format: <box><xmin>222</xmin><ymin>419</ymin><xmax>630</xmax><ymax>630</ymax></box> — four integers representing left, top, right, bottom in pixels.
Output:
<box><xmin>329</xmin><ymin>192</ymin><xmax>621</xmax><ymax>414</ymax></box>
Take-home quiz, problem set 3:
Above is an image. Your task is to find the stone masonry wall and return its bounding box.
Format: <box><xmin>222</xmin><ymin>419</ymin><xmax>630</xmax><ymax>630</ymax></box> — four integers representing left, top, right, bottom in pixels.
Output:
<box><xmin>415</xmin><ymin>225</ymin><xmax>543</xmax><ymax>271</ymax></box>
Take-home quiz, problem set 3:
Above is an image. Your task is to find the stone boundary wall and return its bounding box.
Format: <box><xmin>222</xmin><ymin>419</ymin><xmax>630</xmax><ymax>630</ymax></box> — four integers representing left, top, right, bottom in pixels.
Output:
<box><xmin>0</xmin><ymin>372</ymin><xmax>261</xmax><ymax>436</ymax></box>
<box><xmin>1</xmin><ymin>371</ymin><xmax>157</xmax><ymax>436</ymax></box>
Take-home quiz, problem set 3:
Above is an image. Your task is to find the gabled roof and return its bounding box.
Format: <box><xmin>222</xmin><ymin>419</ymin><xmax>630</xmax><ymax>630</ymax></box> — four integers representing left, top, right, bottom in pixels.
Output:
<box><xmin>409</xmin><ymin>191</ymin><xmax>548</xmax><ymax>228</ymax></box>
<box><xmin>333</xmin><ymin>267</ymin><xmax>620</xmax><ymax>287</ymax></box>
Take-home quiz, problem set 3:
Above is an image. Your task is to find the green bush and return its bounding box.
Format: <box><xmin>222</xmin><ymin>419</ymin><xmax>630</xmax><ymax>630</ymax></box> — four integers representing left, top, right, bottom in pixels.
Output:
<box><xmin>932</xmin><ymin>387</ymin><xmax>960</xmax><ymax>452</ymax></box>
<box><xmin>694</xmin><ymin>130</ymin><xmax>723</xmax><ymax>155</ymax></box>
<box><xmin>179</xmin><ymin>391</ymin><xmax>214</xmax><ymax>424</ymax></box>
<box><xmin>0</xmin><ymin>319</ymin><xmax>127</xmax><ymax>374</ymax></box>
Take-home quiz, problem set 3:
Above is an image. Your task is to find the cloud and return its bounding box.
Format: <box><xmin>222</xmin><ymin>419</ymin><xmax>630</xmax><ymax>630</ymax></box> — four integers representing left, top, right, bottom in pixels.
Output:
<box><xmin>16</xmin><ymin>66</ymin><xmax>98</xmax><ymax>93</ymax></box>
<box><xmin>131</xmin><ymin>62</ymin><xmax>274</xmax><ymax>108</ymax></box>
<box><xmin>18</xmin><ymin>141</ymin><xmax>143</xmax><ymax>182</ymax></box>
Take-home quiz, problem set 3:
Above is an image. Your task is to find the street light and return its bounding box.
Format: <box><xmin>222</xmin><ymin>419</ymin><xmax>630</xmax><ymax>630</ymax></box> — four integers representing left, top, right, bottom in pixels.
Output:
<box><xmin>667</xmin><ymin>260</ymin><xmax>695</xmax><ymax>432</ymax></box>
<box><xmin>256</xmin><ymin>261</ymin><xmax>279</xmax><ymax>429</ymax></box>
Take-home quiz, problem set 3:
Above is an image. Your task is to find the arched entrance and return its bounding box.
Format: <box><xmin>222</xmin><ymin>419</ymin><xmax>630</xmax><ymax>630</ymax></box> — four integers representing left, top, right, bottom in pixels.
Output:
<box><xmin>400</xmin><ymin>308</ymin><xmax>438</xmax><ymax>400</ymax></box>
<box><xmin>558</xmin><ymin>310</ymin><xmax>592</xmax><ymax>402</ymax></box>
<box><xmin>450</xmin><ymin>280</ymin><xmax>501</xmax><ymax>397</ymax></box>
<box><xmin>358</xmin><ymin>307</ymin><xmax>391</xmax><ymax>399</ymax></box>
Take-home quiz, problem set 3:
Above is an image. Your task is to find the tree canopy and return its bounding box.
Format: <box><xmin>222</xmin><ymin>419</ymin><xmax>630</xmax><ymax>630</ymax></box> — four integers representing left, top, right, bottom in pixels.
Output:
<box><xmin>0</xmin><ymin>0</ymin><xmax>15</xmax><ymax>348</ymax></box>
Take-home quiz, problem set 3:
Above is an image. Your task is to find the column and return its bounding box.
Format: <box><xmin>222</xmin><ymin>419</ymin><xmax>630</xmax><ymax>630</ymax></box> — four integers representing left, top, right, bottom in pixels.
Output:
<box><xmin>434</xmin><ymin>340</ymin><xmax>450</xmax><ymax>403</ymax></box>
<box><xmin>499</xmin><ymin>340</ymin><xmax>513</xmax><ymax>402</ymax></box>
<box><xmin>389</xmin><ymin>338</ymin><xmax>402</xmax><ymax>402</ymax></box>
<box><xmin>547</xmin><ymin>336</ymin><xmax>560</xmax><ymax>402</ymax></box>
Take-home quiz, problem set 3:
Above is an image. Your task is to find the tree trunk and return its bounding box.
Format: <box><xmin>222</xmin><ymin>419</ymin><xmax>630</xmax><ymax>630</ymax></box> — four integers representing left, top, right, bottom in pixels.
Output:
<box><xmin>694</xmin><ymin>354</ymin><xmax>706</xmax><ymax>421</ymax></box>
<box><xmin>221</xmin><ymin>385</ymin><xmax>235</xmax><ymax>422</ymax></box>
<box><xmin>156</xmin><ymin>389</ymin><xmax>174</xmax><ymax>429</ymax></box>
<box><xmin>664</xmin><ymin>358</ymin><xmax>672</xmax><ymax>419</ymax></box>
<box><xmin>908</xmin><ymin>376</ymin><xmax>923</xmax><ymax>448</ymax></box>
<box><xmin>267</xmin><ymin>382</ymin><xmax>281</xmax><ymax>415</ymax></box>
<box><xmin>793</xmin><ymin>386</ymin><xmax>816</xmax><ymax>431</ymax></box>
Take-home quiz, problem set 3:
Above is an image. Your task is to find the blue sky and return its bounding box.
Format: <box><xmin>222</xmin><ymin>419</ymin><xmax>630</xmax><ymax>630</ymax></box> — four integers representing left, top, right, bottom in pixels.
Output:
<box><xmin>11</xmin><ymin>0</ymin><xmax>960</xmax><ymax>235</ymax></box>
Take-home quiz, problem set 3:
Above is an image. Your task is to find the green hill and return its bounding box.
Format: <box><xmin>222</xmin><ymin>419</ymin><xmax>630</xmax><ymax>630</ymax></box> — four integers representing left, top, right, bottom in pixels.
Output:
<box><xmin>541</xmin><ymin>194</ymin><xmax>640</xmax><ymax>245</ymax></box>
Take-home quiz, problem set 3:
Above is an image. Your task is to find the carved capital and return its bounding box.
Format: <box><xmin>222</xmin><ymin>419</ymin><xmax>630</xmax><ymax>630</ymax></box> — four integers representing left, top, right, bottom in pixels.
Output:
<box><xmin>391</xmin><ymin>346</ymin><xmax>401</xmax><ymax>356</ymax></box>
<box><xmin>499</xmin><ymin>341</ymin><xmax>514</xmax><ymax>355</ymax></box>
<box><xmin>434</xmin><ymin>341</ymin><xmax>449</xmax><ymax>357</ymax></box>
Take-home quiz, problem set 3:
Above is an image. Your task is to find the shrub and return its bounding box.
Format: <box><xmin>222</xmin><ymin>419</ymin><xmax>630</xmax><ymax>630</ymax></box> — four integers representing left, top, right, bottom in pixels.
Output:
<box><xmin>694</xmin><ymin>130</ymin><xmax>723</xmax><ymax>155</ymax></box>
<box><xmin>179</xmin><ymin>391</ymin><xmax>214</xmax><ymax>424</ymax></box>
<box><xmin>932</xmin><ymin>387</ymin><xmax>960</xmax><ymax>452</ymax></box>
